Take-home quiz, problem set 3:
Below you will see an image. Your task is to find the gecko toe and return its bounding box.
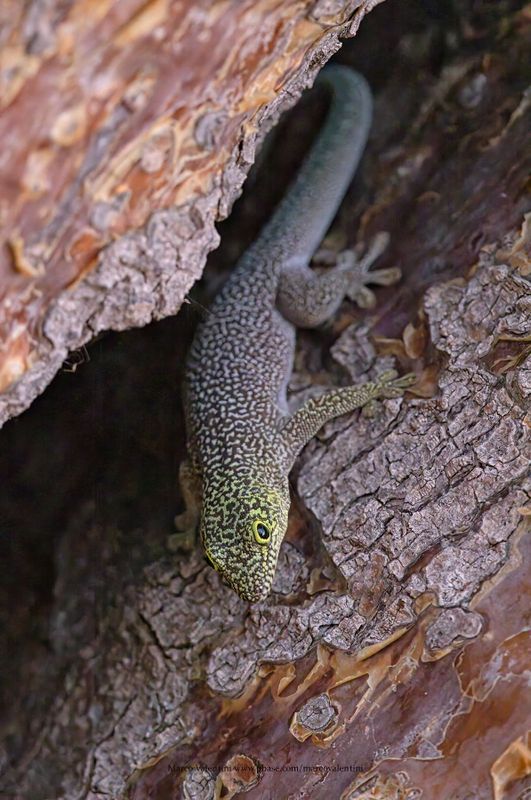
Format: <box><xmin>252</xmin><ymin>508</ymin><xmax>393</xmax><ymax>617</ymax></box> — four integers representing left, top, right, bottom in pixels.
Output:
<box><xmin>348</xmin><ymin>285</ymin><xmax>376</xmax><ymax>308</ymax></box>
<box><xmin>367</xmin><ymin>267</ymin><xmax>402</xmax><ymax>286</ymax></box>
<box><xmin>379</xmin><ymin>371</ymin><xmax>417</xmax><ymax>398</ymax></box>
<box><xmin>361</xmin><ymin>399</ymin><xmax>379</xmax><ymax>418</ymax></box>
<box><xmin>168</xmin><ymin>528</ymin><xmax>197</xmax><ymax>552</ymax></box>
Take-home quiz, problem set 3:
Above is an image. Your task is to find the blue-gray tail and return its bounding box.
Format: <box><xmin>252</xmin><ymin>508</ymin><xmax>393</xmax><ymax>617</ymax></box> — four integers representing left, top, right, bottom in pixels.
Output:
<box><xmin>251</xmin><ymin>64</ymin><xmax>373</xmax><ymax>269</ymax></box>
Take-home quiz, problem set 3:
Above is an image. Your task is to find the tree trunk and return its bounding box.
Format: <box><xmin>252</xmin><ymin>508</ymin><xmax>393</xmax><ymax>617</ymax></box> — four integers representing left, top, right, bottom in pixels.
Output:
<box><xmin>0</xmin><ymin>2</ymin><xmax>529</xmax><ymax>799</ymax></box>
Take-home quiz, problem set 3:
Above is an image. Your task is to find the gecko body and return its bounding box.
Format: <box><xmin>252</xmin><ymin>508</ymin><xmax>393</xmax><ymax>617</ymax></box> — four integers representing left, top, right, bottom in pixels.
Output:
<box><xmin>176</xmin><ymin>65</ymin><xmax>414</xmax><ymax>602</ymax></box>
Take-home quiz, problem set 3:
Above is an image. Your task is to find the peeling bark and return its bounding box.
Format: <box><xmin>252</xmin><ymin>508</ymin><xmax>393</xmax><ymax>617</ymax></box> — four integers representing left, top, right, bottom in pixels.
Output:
<box><xmin>1</xmin><ymin>2</ymin><xmax>530</xmax><ymax>800</ymax></box>
<box><xmin>0</xmin><ymin>0</ymin><xmax>370</xmax><ymax>426</ymax></box>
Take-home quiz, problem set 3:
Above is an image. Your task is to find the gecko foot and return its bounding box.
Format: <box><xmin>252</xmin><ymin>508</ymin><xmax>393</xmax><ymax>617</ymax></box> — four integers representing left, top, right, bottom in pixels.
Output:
<box><xmin>337</xmin><ymin>232</ymin><xmax>401</xmax><ymax>309</ymax></box>
<box><xmin>361</xmin><ymin>370</ymin><xmax>416</xmax><ymax>417</ymax></box>
<box><xmin>168</xmin><ymin>523</ymin><xmax>197</xmax><ymax>553</ymax></box>
<box><xmin>378</xmin><ymin>370</ymin><xmax>417</xmax><ymax>397</ymax></box>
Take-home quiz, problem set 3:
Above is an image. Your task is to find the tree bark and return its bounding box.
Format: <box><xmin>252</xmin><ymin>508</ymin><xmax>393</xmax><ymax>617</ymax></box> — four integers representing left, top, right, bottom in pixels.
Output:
<box><xmin>0</xmin><ymin>0</ymin><xmax>370</xmax><ymax>426</ymax></box>
<box><xmin>0</xmin><ymin>2</ymin><xmax>530</xmax><ymax>800</ymax></box>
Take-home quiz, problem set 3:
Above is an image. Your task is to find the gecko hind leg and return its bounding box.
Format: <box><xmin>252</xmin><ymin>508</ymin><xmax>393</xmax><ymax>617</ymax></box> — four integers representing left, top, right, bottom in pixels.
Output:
<box><xmin>170</xmin><ymin>460</ymin><xmax>202</xmax><ymax>552</ymax></box>
<box><xmin>277</xmin><ymin>232</ymin><xmax>400</xmax><ymax>328</ymax></box>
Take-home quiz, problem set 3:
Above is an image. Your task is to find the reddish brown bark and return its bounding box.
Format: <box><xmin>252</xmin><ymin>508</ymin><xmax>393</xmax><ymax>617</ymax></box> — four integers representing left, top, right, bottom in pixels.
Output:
<box><xmin>0</xmin><ymin>0</ymin><xmax>371</xmax><ymax>425</ymax></box>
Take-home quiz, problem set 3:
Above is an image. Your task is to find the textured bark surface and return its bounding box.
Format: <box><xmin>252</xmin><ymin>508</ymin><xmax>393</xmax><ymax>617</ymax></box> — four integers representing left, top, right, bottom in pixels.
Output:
<box><xmin>0</xmin><ymin>0</ymin><xmax>372</xmax><ymax>426</ymax></box>
<box><xmin>1</xmin><ymin>2</ymin><xmax>530</xmax><ymax>800</ymax></box>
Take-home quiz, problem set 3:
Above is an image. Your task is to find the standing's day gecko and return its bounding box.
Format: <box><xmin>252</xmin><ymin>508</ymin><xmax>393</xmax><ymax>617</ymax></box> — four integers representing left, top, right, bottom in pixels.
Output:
<box><xmin>175</xmin><ymin>65</ymin><xmax>415</xmax><ymax>602</ymax></box>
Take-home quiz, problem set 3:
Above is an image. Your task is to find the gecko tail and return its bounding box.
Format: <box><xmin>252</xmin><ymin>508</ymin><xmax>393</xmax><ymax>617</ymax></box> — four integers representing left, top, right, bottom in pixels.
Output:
<box><xmin>253</xmin><ymin>64</ymin><xmax>373</xmax><ymax>269</ymax></box>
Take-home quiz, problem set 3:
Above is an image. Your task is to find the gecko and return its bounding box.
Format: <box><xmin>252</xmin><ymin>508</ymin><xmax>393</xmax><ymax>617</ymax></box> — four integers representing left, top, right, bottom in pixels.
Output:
<box><xmin>175</xmin><ymin>64</ymin><xmax>415</xmax><ymax>602</ymax></box>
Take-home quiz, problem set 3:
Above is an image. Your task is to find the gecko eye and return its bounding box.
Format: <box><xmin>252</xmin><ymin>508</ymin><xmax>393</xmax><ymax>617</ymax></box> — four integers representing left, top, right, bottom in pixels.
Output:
<box><xmin>253</xmin><ymin>520</ymin><xmax>271</xmax><ymax>544</ymax></box>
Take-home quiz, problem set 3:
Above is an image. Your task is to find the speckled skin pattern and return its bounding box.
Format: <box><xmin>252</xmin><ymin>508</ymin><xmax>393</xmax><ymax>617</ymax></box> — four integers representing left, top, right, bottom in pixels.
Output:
<box><xmin>177</xmin><ymin>66</ymin><xmax>415</xmax><ymax>602</ymax></box>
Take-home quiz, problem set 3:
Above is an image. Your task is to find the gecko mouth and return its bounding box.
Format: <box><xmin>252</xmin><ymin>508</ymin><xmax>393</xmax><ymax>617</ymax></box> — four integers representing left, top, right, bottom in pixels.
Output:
<box><xmin>204</xmin><ymin>552</ymin><xmax>216</xmax><ymax>570</ymax></box>
<box><xmin>202</xmin><ymin>543</ymin><xmax>272</xmax><ymax>602</ymax></box>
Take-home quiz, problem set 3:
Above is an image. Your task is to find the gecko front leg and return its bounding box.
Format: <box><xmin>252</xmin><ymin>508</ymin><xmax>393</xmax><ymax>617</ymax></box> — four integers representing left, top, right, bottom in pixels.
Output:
<box><xmin>281</xmin><ymin>370</ymin><xmax>416</xmax><ymax>468</ymax></box>
<box><xmin>171</xmin><ymin>459</ymin><xmax>202</xmax><ymax>552</ymax></box>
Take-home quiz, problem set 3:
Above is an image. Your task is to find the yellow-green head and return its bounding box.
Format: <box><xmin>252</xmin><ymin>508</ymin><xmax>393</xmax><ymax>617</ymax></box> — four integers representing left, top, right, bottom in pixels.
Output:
<box><xmin>201</xmin><ymin>481</ymin><xmax>290</xmax><ymax>602</ymax></box>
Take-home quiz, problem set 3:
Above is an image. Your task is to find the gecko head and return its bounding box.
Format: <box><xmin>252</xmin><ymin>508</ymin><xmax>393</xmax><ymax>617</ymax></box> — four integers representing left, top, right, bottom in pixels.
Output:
<box><xmin>200</xmin><ymin>482</ymin><xmax>290</xmax><ymax>602</ymax></box>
